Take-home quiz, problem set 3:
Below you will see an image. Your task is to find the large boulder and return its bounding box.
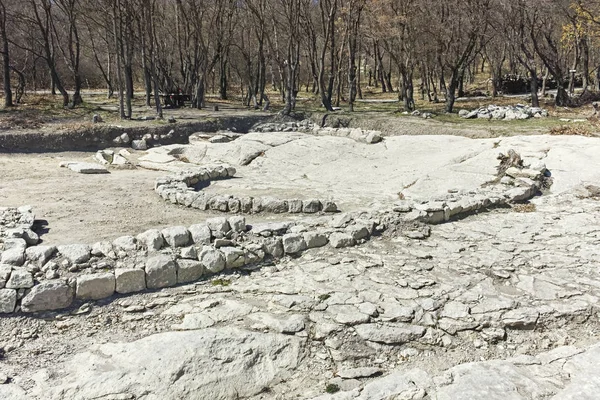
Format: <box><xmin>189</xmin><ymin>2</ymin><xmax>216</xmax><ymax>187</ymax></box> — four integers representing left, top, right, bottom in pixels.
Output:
<box><xmin>30</xmin><ymin>328</ymin><xmax>302</xmax><ymax>400</ymax></box>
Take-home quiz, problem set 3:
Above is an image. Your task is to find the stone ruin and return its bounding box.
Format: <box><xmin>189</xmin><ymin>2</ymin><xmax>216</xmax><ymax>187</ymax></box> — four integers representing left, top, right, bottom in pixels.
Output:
<box><xmin>0</xmin><ymin>151</ymin><xmax>547</xmax><ymax>315</ymax></box>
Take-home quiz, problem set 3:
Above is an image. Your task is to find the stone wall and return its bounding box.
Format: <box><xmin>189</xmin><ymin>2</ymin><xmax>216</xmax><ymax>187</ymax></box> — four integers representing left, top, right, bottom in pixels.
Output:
<box><xmin>155</xmin><ymin>164</ymin><xmax>339</xmax><ymax>214</ymax></box>
<box><xmin>0</xmin><ymin>150</ymin><xmax>548</xmax><ymax>315</ymax></box>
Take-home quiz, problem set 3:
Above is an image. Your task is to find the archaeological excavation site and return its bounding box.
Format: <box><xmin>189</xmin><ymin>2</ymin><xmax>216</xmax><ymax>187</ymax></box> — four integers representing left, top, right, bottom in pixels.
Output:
<box><xmin>3</xmin><ymin>0</ymin><xmax>600</xmax><ymax>399</ymax></box>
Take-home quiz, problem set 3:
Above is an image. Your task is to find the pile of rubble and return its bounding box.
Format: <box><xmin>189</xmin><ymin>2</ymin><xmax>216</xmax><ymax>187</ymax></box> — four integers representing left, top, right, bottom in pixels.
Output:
<box><xmin>459</xmin><ymin>104</ymin><xmax>549</xmax><ymax>120</ymax></box>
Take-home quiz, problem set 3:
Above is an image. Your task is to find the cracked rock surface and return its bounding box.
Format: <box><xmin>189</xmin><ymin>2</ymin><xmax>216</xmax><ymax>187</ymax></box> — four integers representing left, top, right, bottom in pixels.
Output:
<box><xmin>2</xmin><ymin>131</ymin><xmax>600</xmax><ymax>399</ymax></box>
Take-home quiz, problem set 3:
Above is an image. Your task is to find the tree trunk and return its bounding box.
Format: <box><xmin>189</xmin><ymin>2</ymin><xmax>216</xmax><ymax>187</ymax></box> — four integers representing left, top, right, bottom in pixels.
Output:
<box><xmin>445</xmin><ymin>72</ymin><xmax>458</xmax><ymax>113</ymax></box>
<box><xmin>1</xmin><ymin>32</ymin><xmax>12</xmax><ymax>107</ymax></box>
<box><xmin>555</xmin><ymin>82</ymin><xmax>569</xmax><ymax>107</ymax></box>
<box><xmin>528</xmin><ymin>68</ymin><xmax>539</xmax><ymax>107</ymax></box>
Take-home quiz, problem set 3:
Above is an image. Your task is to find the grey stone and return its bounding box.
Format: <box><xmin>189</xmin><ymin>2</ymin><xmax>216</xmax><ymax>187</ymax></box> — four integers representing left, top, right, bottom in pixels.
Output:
<box><xmin>21</xmin><ymin>280</ymin><xmax>74</xmax><ymax>312</ymax></box>
<box><xmin>131</xmin><ymin>139</ymin><xmax>148</xmax><ymax>150</ymax></box>
<box><xmin>0</xmin><ymin>289</ymin><xmax>17</xmax><ymax>313</ymax></box>
<box><xmin>302</xmin><ymin>199</ymin><xmax>322</xmax><ymax>213</ymax></box>
<box><xmin>208</xmin><ymin>196</ymin><xmax>230</xmax><ymax>211</ymax></box>
<box><xmin>180</xmin><ymin>246</ymin><xmax>197</xmax><ymax>259</ymax></box>
<box><xmin>76</xmin><ymin>273</ymin><xmax>116</xmax><ymax>300</ymax></box>
<box><xmin>322</xmin><ymin>201</ymin><xmax>339</xmax><ymax>213</ymax></box>
<box><xmin>91</xmin><ymin>241</ymin><xmax>115</xmax><ymax>258</ymax></box>
<box><xmin>25</xmin><ymin>245</ymin><xmax>56</xmax><ymax>266</ymax></box>
<box><xmin>198</xmin><ymin>247</ymin><xmax>226</xmax><ymax>274</ymax></box>
<box><xmin>502</xmin><ymin>308</ymin><xmax>539</xmax><ymax>329</ymax></box>
<box><xmin>282</xmin><ymin>233</ymin><xmax>307</xmax><ymax>254</ymax></box>
<box><xmin>176</xmin><ymin>260</ymin><xmax>204</xmax><ymax>283</ymax></box>
<box><xmin>262</xmin><ymin>238</ymin><xmax>284</xmax><ymax>258</ymax></box>
<box><xmin>248</xmin><ymin>312</ymin><xmax>305</xmax><ymax>333</ymax></box>
<box><xmin>206</xmin><ymin>218</ymin><xmax>230</xmax><ymax>235</ymax></box>
<box><xmin>304</xmin><ymin>231</ymin><xmax>329</xmax><ymax>248</ymax></box>
<box><xmin>136</xmin><ymin>229</ymin><xmax>165</xmax><ymax>251</ymax></box>
<box><xmin>189</xmin><ymin>224</ymin><xmax>212</xmax><ymax>245</ymax></box>
<box><xmin>145</xmin><ymin>255</ymin><xmax>177</xmax><ymax>289</ymax></box>
<box><xmin>328</xmin><ymin>304</ymin><xmax>370</xmax><ymax>325</ymax></box>
<box><xmin>58</xmin><ymin>244</ymin><xmax>92</xmax><ymax>264</ymax></box>
<box><xmin>1</xmin><ymin>247</ymin><xmax>25</xmax><ymax>266</ymax></box>
<box><xmin>329</xmin><ymin>232</ymin><xmax>356</xmax><ymax>248</ymax></box>
<box><xmin>347</xmin><ymin>225</ymin><xmax>370</xmax><ymax>240</ymax></box>
<box><xmin>31</xmin><ymin>328</ymin><xmax>302</xmax><ymax>400</ymax></box>
<box><xmin>22</xmin><ymin>228</ymin><xmax>39</xmax><ymax>245</ymax></box>
<box><xmin>6</xmin><ymin>268</ymin><xmax>33</xmax><ymax>289</ymax></box>
<box><xmin>115</xmin><ymin>269</ymin><xmax>146</xmax><ymax>294</ymax></box>
<box><xmin>261</xmin><ymin>197</ymin><xmax>289</xmax><ymax>213</ymax></box>
<box><xmin>161</xmin><ymin>226</ymin><xmax>191</xmax><ymax>247</ymax></box>
<box><xmin>228</xmin><ymin>216</ymin><xmax>247</xmax><ymax>233</ymax></box>
<box><xmin>227</xmin><ymin>198</ymin><xmax>241</xmax><ymax>213</ymax></box>
<box><xmin>3</xmin><ymin>238</ymin><xmax>26</xmax><ymax>251</ymax></box>
<box><xmin>221</xmin><ymin>246</ymin><xmax>246</xmax><ymax>269</ymax></box>
<box><xmin>288</xmin><ymin>199</ymin><xmax>303</xmax><ymax>213</ymax></box>
<box><xmin>113</xmin><ymin>236</ymin><xmax>137</xmax><ymax>252</ymax></box>
<box><xmin>64</xmin><ymin>162</ymin><xmax>109</xmax><ymax>174</ymax></box>
<box><xmin>441</xmin><ymin>301</ymin><xmax>471</xmax><ymax>319</ymax></box>
<box><xmin>355</xmin><ymin>323</ymin><xmax>426</xmax><ymax>344</ymax></box>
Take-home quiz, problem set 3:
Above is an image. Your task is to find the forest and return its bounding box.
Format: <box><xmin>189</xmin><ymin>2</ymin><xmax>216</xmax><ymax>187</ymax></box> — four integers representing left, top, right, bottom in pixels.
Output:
<box><xmin>1</xmin><ymin>0</ymin><xmax>600</xmax><ymax>118</ymax></box>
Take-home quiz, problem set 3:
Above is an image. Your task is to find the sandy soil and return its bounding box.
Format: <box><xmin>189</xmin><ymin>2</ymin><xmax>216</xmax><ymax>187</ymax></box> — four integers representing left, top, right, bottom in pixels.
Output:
<box><xmin>0</xmin><ymin>151</ymin><xmax>291</xmax><ymax>245</ymax></box>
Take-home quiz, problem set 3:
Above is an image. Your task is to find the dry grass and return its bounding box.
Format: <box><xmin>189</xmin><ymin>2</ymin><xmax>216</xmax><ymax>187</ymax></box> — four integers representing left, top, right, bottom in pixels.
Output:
<box><xmin>549</xmin><ymin>124</ymin><xmax>594</xmax><ymax>137</ymax></box>
<box><xmin>512</xmin><ymin>203</ymin><xmax>537</xmax><ymax>213</ymax></box>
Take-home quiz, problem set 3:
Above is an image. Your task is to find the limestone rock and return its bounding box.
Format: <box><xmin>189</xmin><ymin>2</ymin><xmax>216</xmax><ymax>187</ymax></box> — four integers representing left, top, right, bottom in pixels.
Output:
<box><xmin>189</xmin><ymin>224</ymin><xmax>212</xmax><ymax>245</ymax></box>
<box><xmin>0</xmin><ymin>288</ymin><xmax>17</xmax><ymax>313</ymax></box>
<box><xmin>206</xmin><ymin>217</ymin><xmax>231</xmax><ymax>235</ymax></box>
<box><xmin>329</xmin><ymin>232</ymin><xmax>356</xmax><ymax>248</ymax></box>
<box><xmin>21</xmin><ymin>280</ymin><xmax>74</xmax><ymax>312</ymax></box>
<box><xmin>62</xmin><ymin>162</ymin><xmax>109</xmax><ymax>174</ymax></box>
<box><xmin>176</xmin><ymin>260</ymin><xmax>204</xmax><ymax>283</ymax></box>
<box><xmin>161</xmin><ymin>226</ymin><xmax>191</xmax><ymax>247</ymax></box>
<box><xmin>199</xmin><ymin>247</ymin><xmax>226</xmax><ymax>274</ymax></box>
<box><xmin>228</xmin><ymin>216</ymin><xmax>247</xmax><ymax>233</ymax></box>
<box><xmin>282</xmin><ymin>233</ymin><xmax>307</xmax><ymax>254</ymax></box>
<box><xmin>136</xmin><ymin>229</ymin><xmax>165</xmax><ymax>251</ymax></box>
<box><xmin>221</xmin><ymin>246</ymin><xmax>245</xmax><ymax>269</ymax></box>
<box><xmin>302</xmin><ymin>199</ymin><xmax>322</xmax><ymax>213</ymax></box>
<box><xmin>58</xmin><ymin>244</ymin><xmax>92</xmax><ymax>264</ymax></box>
<box><xmin>304</xmin><ymin>231</ymin><xmax>329</xmax><ymax>248</ymax></box>
<box><xmin>115</xmin><ymin>268</ymin><xmax>146</xmax><ymax>294</ymax></box>
<box><xmin>112</xmin><ymin>235</ymin><xmax>137</xmax><ymax>252</ymax></box>
<box><xmin>31</xmin><ymin>328</ymin><xmax>302</xmax><ymax>400</ymax></box>
<box><xmin>25</xmin><ymin>245</ymin><xmax>56</xmax><ymax>267</ymax></box>
<box><xmin>145</xmin><ymin>255</ymin><xmax>177</xmax><ymax>289</ymax></box>
<box><xmin>131</xmin><ymin>139</ymin><xmax>148</xmax><ymax>150</ymax></box>
<box><xmin>6</xmin><ymin>268</ymin><xmax>33</xmax><ymax>289</ymax></box>
<box><xmin>76</xmin><ymin>273</ymin><xmax>116</xmax><ymax>300</ymax></box>
<box><xmin>248</xmin><ymin>312</ymin><xmax>305</xmax><ymax>333</ymax></box>
<box><xmin>1</xmin><ymin>247</ymin><xmax>25</xmax><ymax>266</ymax></box>
<box><xmin>354</xmin><ymin>323</ymin><xmax>426</xmax><ymax>344</ymax></box>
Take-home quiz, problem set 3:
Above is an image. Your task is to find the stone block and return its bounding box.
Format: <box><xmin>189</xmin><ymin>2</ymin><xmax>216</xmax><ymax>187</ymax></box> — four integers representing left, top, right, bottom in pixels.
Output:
<box><xmin>161</xmin><ymin>226</ymin><xmax>191</xmax><ymax>247</ymax></box>
<box><xmin>0</xmin><ymin>289</ymin><xmax>17</xmax><ymax>313</ymax></box>
<box><xmin>115</xmin><ymin>268</ymin><xmax>146</xmax><ymax>294</ymax></box>
<box><xmin>176</xmin><ymin>260</ymin><xmax>204</xmax><ymax>284</ymax></box>
<box><xmin>76</xmin><ymin>273</ymin><xmax>116</xmax><ymax>300</ymax></box>
<box><xmin>21</xmin><ymin>280</ymin><xmax>74</xmax><ymax>312</ymax></box>
<box><xmin>145</xmin><ymin>255</ymin><xmax>177</xmax><ymax>289</ymax></box>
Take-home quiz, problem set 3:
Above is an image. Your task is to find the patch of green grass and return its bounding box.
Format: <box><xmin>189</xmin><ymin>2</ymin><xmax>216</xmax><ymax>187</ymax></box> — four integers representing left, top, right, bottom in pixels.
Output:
<box><xmin>211</xmin><ymin>278</ymin><xmax>231</xmax><ymax>286</ymax></box>
<box><xmin>325</xmin><ymin>384</ymin><xmax>340</xmax><ymax>394</ymax></box>
<box><xmin>318</xmin><ymin>293</ymin><xmax>331</xmax><ymax>301</ymax></box>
